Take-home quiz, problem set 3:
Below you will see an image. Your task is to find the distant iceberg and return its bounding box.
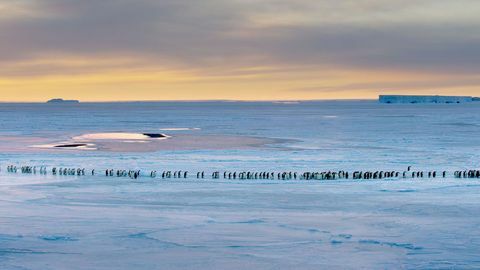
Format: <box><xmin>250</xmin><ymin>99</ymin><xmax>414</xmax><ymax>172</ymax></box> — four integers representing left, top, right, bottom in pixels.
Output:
<box><xmin>46</xmin><ymin>98</ymin><xmax>80</xmax><ymax>104</ymax></box>
<box><xmin>379</xmin><ymin>95</ymin><xmax>473</xmax><ymax>104</ymax></box>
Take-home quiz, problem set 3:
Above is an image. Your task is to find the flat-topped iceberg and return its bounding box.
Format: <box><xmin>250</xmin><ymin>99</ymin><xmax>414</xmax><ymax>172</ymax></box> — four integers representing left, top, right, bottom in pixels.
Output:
<box><xmin>379</xmin><ymin>95</ymin><xmax>473</xmax><ymax>104</ymax></box>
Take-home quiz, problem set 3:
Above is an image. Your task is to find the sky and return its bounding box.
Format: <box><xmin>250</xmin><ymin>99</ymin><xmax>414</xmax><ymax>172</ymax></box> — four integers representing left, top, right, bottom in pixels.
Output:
<box><xmin>0</xmin><ymin>0</ymin><xmax>479</xmax><ymax>101</ymax></box>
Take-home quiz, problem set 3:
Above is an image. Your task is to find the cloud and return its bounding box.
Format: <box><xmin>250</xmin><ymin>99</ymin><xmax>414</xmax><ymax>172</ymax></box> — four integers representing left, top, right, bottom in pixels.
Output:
<box><xmin>293</xmin><ymin>75</ymin><xmax>480</xmax><ymax>93</ymax></box>
<box><xmin>0</xmin><ymin>0</ymin><xmax>479</xmax><ymax>83</ymax></box>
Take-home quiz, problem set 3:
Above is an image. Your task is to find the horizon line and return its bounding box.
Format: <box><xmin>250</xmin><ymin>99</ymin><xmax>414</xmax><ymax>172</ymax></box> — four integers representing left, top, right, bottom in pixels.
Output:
<box><xmin>0</xmin><ymin>98</ymin><xmax>380</xmax><ymax>103</ymax></box>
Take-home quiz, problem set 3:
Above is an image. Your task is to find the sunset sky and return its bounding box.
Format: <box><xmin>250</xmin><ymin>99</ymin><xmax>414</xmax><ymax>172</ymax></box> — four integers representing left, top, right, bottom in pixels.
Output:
<box><xmin>0</xmin><ymin>0</ymin><xmax>479</xmax><ymax>101</ymax></box>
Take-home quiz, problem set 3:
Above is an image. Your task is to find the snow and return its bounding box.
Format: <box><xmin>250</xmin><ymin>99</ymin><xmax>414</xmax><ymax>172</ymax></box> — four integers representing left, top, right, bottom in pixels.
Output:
<box><xmin>0</xmin><ymin>176</ymin><xmax>479</xmax><ymax>269</ymax></box>
<box><xmin>0</xmin><ymin>101</ymin><xmax>480</xmax><ymax>269</ymax></box>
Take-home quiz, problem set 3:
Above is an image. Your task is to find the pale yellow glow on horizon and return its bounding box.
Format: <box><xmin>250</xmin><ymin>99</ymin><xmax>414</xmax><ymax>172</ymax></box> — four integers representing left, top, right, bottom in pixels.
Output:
<box><xmin>1</xmin><ymin>59</ymin><xmax>479</xmax><ymax>102</ymax></box>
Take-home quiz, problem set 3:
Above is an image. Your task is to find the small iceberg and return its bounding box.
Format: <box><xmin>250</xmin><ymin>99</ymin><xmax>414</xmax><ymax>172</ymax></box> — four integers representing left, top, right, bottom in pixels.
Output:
<box><xmin>73</xmin><ymin>132</ymin><xmax>169</xmax><ymax>141</ymax></box>
<box><xmin>54</xmin><ymin>143</ymin><xmax>88</xmax><ymax>148</ymax></box>
<box><xmin>46</xmin><ymin>98</ymin><xmax>80</xmax><ymax>104</ymax></box>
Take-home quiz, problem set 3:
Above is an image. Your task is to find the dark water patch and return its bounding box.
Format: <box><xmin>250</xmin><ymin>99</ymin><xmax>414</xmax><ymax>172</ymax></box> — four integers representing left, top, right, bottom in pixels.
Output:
<box><xmin>226</xmin><ymin>240</ymin><xmax>323</xmax><ymax>249</ymax></box>
<box><xmin>375</xmin><ymin>115</ymin><xmax>418</xmax><ymax>118</ymax></box>
<box><xmin>397</xmin><ymin>189</ymin><xmax>417</xmax><ymax>193</ymax></box>
<box><xmin>359</xmin><ymin>239</ymin><xmax>422</xmax><ymax>250</ymax></box>
<box><xmin>380</xmin><ymin>189</ymin><xmax>417</xmax><ymax>193</ymax></box>
<box><xmin>207</xmin><ymin>219</ymin><xmax>266</xmax><ymax>225</ymax></box>
<box><xmin>338</xmin><ymin>234</ymin><xmax>352</xmax><ymax>239</ymax></box>
<box><xmin>232</xmin><ymin>219</ymin><xmax>265</xmax><ymax>224</ymax></box>
<box><xmin>39</xmin><ymin>235</ymin><xmax>78</xmax><ymax>242</ymax></box>
<box><xmin>226</xmin><ymin>245</ymin><xmax>246</xmax><ymax>249</ymax></box>
<box><xmin>331</xmin><ymin>240</ymin><xmax>343</xmax><ymax>245</ymax></box>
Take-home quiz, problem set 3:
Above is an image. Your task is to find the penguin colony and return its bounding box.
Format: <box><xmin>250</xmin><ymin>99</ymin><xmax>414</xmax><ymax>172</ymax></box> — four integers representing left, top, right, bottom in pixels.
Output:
<box><xmin>4</xmin><ymin>165</ymin><xmax>480</xmax><ymax>180</ymax></box>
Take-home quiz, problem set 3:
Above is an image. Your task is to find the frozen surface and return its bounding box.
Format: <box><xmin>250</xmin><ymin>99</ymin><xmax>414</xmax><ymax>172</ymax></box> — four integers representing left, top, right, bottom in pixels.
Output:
<box><xmin>0</xmin><ymin>101</ymin><xmax>480</xmax><ymax>269</ymax></box>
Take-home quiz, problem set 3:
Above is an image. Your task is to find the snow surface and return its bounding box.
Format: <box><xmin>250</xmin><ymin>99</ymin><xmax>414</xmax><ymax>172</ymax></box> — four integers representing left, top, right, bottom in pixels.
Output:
<box><xmin>0</xmin><ymin>101</ymin><xmax>480</xmax><ymax>269</ymax></box>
